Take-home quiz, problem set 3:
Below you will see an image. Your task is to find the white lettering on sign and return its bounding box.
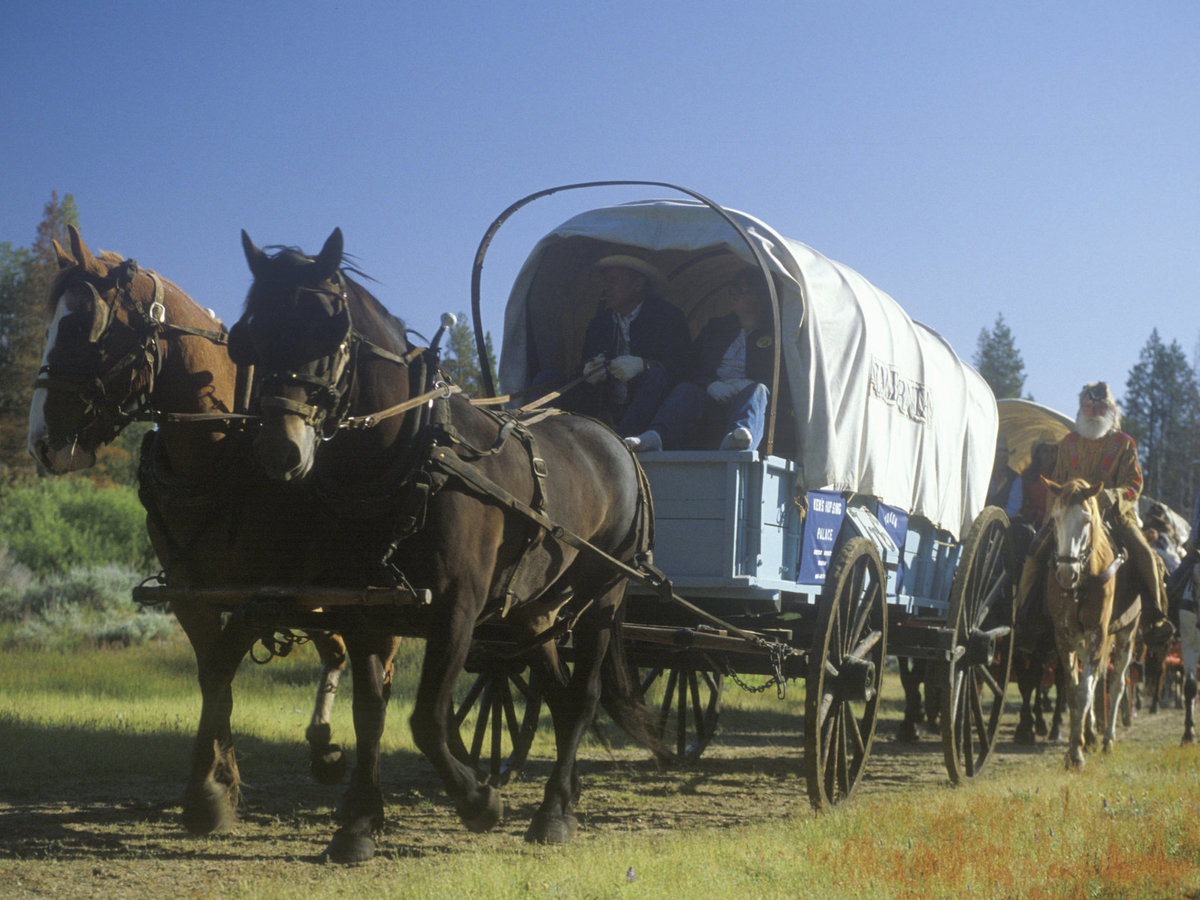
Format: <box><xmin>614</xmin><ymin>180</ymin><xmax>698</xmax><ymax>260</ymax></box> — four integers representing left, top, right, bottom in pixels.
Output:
<box><xmin>816</xmin><ymin>527</ymin><xmax>834</xmax><ymax>541</ymax></box>
<box><xmin>811</xmin><ymin>496</ymin><xmax>844</xmax><ymax>515</ymax></box>
<box><xmin>869</xmin><ymin>357</ymin><xmax>931</xmax><ymax>423</ymax></box>
<box><xmin>881</xmin><ymin>509</ymin><xmax>900</xmax><ymax>529</ymax></box>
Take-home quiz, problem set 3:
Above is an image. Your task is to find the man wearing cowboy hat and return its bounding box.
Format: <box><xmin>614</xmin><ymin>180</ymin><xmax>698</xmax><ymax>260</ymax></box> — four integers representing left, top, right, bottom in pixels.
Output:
<box><xmin>571</xmin><ymin>254</ymin><xmax>691</xmax><ymax>437</ymax></box>
<box><xmin>1016</xmin><ymin>381</ymin><xmax>1175</xmax><ymax>644</ymax></box>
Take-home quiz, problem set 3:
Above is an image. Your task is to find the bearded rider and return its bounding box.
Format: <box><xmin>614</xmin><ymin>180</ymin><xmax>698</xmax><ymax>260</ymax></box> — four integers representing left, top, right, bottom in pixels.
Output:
<box><xmin>1015</xmin><ymin>381</ymin><xmax>1176</xmax><ymax>645</ymax></box>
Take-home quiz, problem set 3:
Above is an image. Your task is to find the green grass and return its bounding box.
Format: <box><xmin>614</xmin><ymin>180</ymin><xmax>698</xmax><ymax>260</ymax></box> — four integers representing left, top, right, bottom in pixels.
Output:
<box><xmin>2</xmin><ymin>636</ymin><xmax>1198</xmax><ymax>899</ymax></box>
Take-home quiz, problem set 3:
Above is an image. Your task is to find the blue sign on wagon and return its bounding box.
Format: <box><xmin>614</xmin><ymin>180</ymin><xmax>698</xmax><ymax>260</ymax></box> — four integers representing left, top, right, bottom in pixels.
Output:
<box><xmin>876</xmin><ymin>501</ymin><xmax>908</xmax><ymax>590</ymax></box>
<box><xmin>798</xmin><ymin>490</ymin><xmax>846</xmax><ymax>584</ymax></box>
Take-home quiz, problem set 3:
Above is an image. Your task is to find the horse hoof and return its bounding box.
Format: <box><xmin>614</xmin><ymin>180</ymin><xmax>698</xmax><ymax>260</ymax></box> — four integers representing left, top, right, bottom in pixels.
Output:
<box><xmin>182</xmin><ymin>783</ymin><xmax>237</xmax><ymax>834</ymax></box>
<box><xmin>1048</xmin><ymin>727</ymin><xmax>1063</xmax><ymax>743</ymax></box>
<box><xmin>1102</xmin><ymin>739</ymin><xmax>1113</xmax><ymax>754</ymax></box>
<box><xmin>1066</xmin><ymin>751</ymin><xmax>1085</xmax><ymax>772</ymax></box>
<box><xmin>1182</xmin><ymin>730</ymin><xmax>1196</xmax><ymax>745</ymax></box>
<box><xmin>896</xmin><ymin>722</ymin><xmax>919</xmax><ymax>744</ymax></box>
<box><xmin>458</xmin><ymin>785</ymin><xmax>503</xmax><ymax>833</ymax></box>
<box><xmin>311</xmin><ymin>744</ymin><xmax>348</xmax><ymax>785</ymax></box>
<box><xmin>323</xmin><ymin>825</ymin><xmax>375</xmax><ymax>865</ymax></box>
<box><xmin>1034</xmin><ymin>720</ymin><xmax>1048</xmax><ymax>737</ymax></box>
<box><xmin>1014</xmin><ymin>724</ymin><xmax>1035</xmax><ymax>745</ymax></box>
<box><xmin>525</xmin><ymin>811</ymin><xmax>579</xmax><ymax>844</ymax></box>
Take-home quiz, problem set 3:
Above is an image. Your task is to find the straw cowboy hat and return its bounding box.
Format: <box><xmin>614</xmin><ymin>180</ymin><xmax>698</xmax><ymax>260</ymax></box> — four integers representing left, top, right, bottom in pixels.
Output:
<box><xmin>595</xmin><ymin>254</ymin><xmax>667</xmax><ymax>293</ymax></box>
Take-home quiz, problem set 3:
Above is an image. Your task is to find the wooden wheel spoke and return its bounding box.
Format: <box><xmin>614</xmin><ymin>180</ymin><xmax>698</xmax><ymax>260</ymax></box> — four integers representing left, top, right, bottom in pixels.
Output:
<box><xmin>970</xmin><ymin>678</ymin><xmax>990</xmax><ymax>753</ymax></box>
<box><xmin>639</xmin><ymin>667</ymin><xmax>662</xmax><ymax>697</ymax></box>
<box><xmin>468</xmin><ymin>680</ymin><xmax>495</xmax><ymax>761</ymax></box>
<box><xmin>849</xmin><ymin>629</ymin><xmax>883</xmax><ymax>661</ymax></box>
<box><xmin>844</xmin><ymin>701</ymin><xmax>866</xmax><ymax>757</ymax></box>
<box><xmin>977</xmin><ymin>663</ymin><xmax>1003</xmax><ymax>698</ymax></box>
<box><xmin>940</xmin><ymin>509</ymin><xmax>1014</xmax><ymax>785</ymax></box>
<box><xmin>807</xmin><ymin>538</ymin><xmax>886</xmax><ymax>809</ymax></box>
<box><xmin>675</xmin><ymin>671</ymin><xmax>689</xmax><ymax>753</ymax></box>
<box><xmin>454</xmin><ymin>673</ymin><xmax>487</xmax><ymax>726</ymax></box>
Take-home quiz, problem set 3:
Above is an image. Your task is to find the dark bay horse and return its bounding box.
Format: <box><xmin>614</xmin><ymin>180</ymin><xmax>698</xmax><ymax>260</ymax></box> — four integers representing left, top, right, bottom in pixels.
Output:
<box><xmin>26</xmin><ymin>226</ymin><xmax>389</xmax><ymax>830</ymax></box>
<box><xmin>233</xmin><ymin>227</ymin><xmax>665</xmax><ymax>862</ymax></box>
<box><xmin>1043</xmin><ymin>478</ymin><xmax>1141</xmax><ymax>769</ymax></box>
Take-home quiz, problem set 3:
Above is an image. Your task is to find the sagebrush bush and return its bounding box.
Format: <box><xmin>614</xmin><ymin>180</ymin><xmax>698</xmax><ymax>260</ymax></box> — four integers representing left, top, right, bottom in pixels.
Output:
<box><xmin>0</xmin><ymin>476</ymin><xmax>156</xmax><ymax>575</ymax></box>
<box><xmin>0</xmin><ymin>562</ymin><xmax>175</xmax><ymax>649</ymax></box>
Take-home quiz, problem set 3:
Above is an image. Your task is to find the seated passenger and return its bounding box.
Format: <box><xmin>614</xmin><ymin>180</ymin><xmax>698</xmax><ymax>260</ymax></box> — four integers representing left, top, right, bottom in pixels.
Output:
<box><xmin>626</xmin><ymin>269</ymin><xmax>780</xmax><ymax>453</ymax></box>
<box><xmin>542</xmin><ymin>255</ymin><xmax>690</xmax><ymax>437</ymax></box>
<box><xmin>1015</xmin><ymin>435</ymin><xmax>1059</xmax><ymax>527</ymax></box>
<box><xmin>986</xmin><ymin>436</ymin><xmax>1021</xmax><ymax>517</ymax></box>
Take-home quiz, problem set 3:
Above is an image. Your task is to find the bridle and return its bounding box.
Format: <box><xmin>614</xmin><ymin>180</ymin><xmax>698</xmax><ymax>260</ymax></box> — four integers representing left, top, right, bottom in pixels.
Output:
<box><xmin>235</xmin><ymin>271</ymin><xmax>454</xmax><ymax>440</ymax></box>
<box><xmin>35</xmin><ymin>258</ymin><xmax>233</xmax><ymax>447</ymax></box>
<box><xmin>1050</xmin><ymin>498</ymin><xmax>1123</xmax><ymax>595</ymax></box>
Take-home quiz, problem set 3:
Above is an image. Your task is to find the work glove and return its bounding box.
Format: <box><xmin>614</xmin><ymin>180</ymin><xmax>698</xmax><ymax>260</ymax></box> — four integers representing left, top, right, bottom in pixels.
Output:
<box><xmin>582</xmin><ymin>354</ymin><xmax>608</xmax><ymax>384</ymax></box>
<box><xmin>706</xmin><ymin>380</ymin><xmax>738</xmax><ymax>404</ymax></box>
<box><xmin>608</xmin><ymin>355</ymin><xmax>646</xmax><ymax>383</ymax></box>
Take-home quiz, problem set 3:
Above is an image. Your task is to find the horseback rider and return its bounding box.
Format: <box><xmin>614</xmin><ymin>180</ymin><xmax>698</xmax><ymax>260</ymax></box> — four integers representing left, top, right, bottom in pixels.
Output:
<box><xmin>1015</xmin><ymin>381</ymin><xmax>1176</xmax><ymax>645</ymax></box>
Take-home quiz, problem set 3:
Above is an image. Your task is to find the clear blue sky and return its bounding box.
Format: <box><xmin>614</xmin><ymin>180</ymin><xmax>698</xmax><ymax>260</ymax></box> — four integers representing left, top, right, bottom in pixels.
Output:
<box><xmin>4</xmin><ymin>1</ymin><xmax>1197</xmax><ymax>416</ymax></box>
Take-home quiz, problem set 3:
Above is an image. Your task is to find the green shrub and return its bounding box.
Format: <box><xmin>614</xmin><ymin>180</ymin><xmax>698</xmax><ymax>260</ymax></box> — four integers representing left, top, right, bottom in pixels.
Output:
<box><xmin>0</xmin><ymin>477</ymin><xmax>155</xmax><ymax>575</ymax></box>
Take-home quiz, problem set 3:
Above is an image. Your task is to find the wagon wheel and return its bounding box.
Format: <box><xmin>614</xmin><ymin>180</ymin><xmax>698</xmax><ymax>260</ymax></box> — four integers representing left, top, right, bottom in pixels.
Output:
<box><xmin>939</xmin><ymin>506</ymin><xmax>1015</xmax><ymax>784</ymax></box>
<box><xmin>805</xmin><ymin>537</ymin><xmax>887</xmax><ymax>809</ymax></box>
<box><xmin>450</xmin><ymin>656</ymin><xmax>544</xmax><ymax>787</ymax></box>
<box><xmin>637</xmin><ymin>663</ymin><xmax>724</xmax><ymax>763</ymax></box>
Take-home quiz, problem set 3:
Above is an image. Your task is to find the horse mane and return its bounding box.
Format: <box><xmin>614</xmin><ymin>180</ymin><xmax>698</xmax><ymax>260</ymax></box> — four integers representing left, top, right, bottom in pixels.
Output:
<box><xmin>1051</xmin><ymin>478</ymin><xmax>1113</xmax><ymax>559</ymax></box>
<box><xmin>45</xmin><ymin>251</ymin><xmax>206</xmax><ymax>328</ymax></box>
<box><xmin>243</xmin><ymin>245</ymin><xmax>408</xmax><ymax>351</ymax></box>
<box><xmin>342</xmin><ymin>275</ymin><xmax>408</xmax><ymax>351</ymax></box>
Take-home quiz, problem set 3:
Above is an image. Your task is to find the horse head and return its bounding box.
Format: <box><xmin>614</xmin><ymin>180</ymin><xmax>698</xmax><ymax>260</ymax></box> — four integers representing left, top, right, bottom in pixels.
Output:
<box><xmin>28</xmin><ymin>225</ymin><xmax>232</xmax><ymax>474</ymax></box>
<box><xmin>234</xmin><ymin>228</ymin><xmax>413</xmax><ymax>482</ymax></box>
<box><xmin>1044</xmin><ymin>477</ymin><xmax>1106</xmax><ymax>592</ymax></box>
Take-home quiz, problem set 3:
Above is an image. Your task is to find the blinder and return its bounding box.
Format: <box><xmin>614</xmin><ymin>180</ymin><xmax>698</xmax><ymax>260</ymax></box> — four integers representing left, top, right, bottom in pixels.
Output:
<box><xmin>81</xmin><ymin>281</ymin><xmax>112</xmax><ymax>343</ymax></box>
<box><xmin>36</xmin><ymin>261</ymin><xmax>167</xmax><ymax>446</ymax></box>
<box><xmin>239</xmin><ymin>279</ymin><xmax>359</xmax><ymax>437</ymax></box>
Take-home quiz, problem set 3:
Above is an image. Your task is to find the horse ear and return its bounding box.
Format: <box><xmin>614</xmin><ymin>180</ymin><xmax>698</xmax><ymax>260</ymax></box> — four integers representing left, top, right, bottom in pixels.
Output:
<box><xmin>1081</xmin><ymin>482</ymin><xmax>1104</xmax><ymax>501</ymax></box>
<box><xmin>313</xmin><ymin>228</ymin><xmax>344</xmax><ymax>280</ymax></box>
<box><xmin>52</xmin><ymin>239</ymin><xmax>74</xmax><ymax>270</ymax></box>
<box><xmin>68</xmin><ymin>224</ymin><xmax>98</xmax><ymax>274</ymax></box>
<box><xmin>1041</xmin><ymin>476</ymin><xmax>1063</xmax><ymax>494</ymax></box>
<box><xmin>241</xmin><ymin>230</ymin><xmax>270</xmax><ymax>279</ymax></box>
<box><xmin>227</xmin><ymin>319</ymin><xmax>256</xmax><ymax>367</ymax></box>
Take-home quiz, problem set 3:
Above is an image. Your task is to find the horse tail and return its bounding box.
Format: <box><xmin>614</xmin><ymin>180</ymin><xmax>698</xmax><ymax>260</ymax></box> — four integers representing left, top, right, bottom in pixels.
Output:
<box><xmin>598</xmin><ymin>596</ymin><xmax>674</xmax><ymax>763</ymax></box>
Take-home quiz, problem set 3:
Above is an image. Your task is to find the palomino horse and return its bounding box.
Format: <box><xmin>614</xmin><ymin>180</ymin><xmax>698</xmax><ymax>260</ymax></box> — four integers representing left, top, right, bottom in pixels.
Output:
<box><xmin>26</xmin><ymin>226</ymin><xmax>389</xmax><ymax>830</ymax></box>
<box><xmin>1043</xmin><ymin>478</ymin><xmax>1141</xmax><ymax>769</ymax></box>
<box><xmin>232</xmin><ymin>227</ymin><xmax>664</xmax><ymax>863</ymax></box>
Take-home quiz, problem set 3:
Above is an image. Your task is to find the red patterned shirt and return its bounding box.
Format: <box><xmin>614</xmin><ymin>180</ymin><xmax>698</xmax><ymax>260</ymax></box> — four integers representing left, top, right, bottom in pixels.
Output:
<box><xmin>1052</xmin><ymin>430</ymin><xmax>1143</xmax><ymax>515</ymax></box>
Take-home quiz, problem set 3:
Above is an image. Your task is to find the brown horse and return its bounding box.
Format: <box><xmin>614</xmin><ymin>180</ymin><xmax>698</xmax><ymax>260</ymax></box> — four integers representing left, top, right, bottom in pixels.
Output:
<box><xmin>1043</xmin><ymin>478</ymin><xmax>1141</xmax><ymax>769</ymax></box>
<box><xmin>26</xmin><ymin>226</ymin><xmax>389</xmax><ymax>830</ymax></box>
<box><xmin>233</xmin><ymin>227</ymin><xmax>665</xmax><ymax>863</ymax></box>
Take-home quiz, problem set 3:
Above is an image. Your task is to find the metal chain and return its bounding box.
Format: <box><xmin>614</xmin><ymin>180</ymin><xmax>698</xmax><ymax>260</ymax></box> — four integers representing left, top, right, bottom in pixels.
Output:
<box><xmin>725</xmin><ymin>642</ymin><xmax>790</xmax><ymax>700</ymax></box>
<box><xmin>250</xmin><ymin>630</ymin><xmax>312</xmax><ymax>664</ymax></box>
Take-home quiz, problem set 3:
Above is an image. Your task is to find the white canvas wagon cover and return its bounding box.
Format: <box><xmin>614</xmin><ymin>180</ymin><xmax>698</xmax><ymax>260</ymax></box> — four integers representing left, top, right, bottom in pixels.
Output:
<box><xmin>498</xmin><ymin>199</ymin><xmax>997</xmax><ymax>540</ymax></box>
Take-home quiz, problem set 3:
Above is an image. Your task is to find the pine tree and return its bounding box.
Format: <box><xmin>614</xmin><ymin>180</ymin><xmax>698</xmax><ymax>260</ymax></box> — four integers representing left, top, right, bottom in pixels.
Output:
<box><xmin>1122</xmin><ymin>328</ymin><xmax>1200</xmax><ymax>512</ymax></box>
<box><xmin>973</xmin><ymin>313</ymin><xmax>1028</xmax><ymax>399</ymax></box>
<box><xmin>0</xmin><ymin>193</ymin><xmax>79</xmax><ymax>471</ymax></box>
